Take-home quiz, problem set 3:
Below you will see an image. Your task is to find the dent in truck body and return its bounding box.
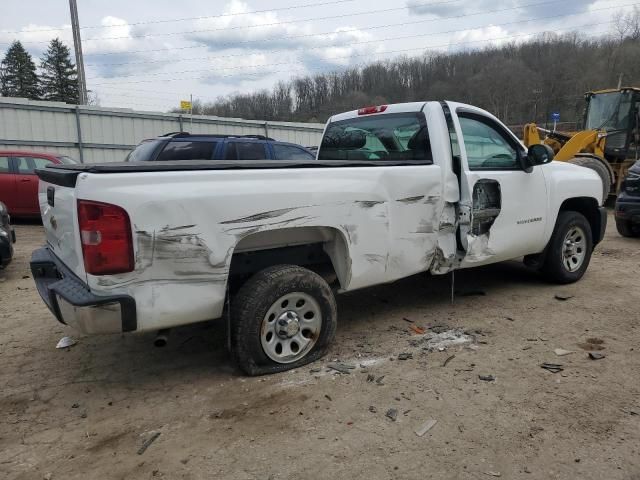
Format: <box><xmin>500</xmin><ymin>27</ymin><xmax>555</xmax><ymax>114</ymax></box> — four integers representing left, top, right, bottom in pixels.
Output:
<box><xmin>76</xmin><ymin>164</ymin><xmax>449</xmax><ymax>332</ymax></box>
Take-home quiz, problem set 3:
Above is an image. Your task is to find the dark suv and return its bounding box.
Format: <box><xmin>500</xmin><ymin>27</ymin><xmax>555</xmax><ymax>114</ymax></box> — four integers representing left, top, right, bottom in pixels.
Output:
<box><xmin>126</xmin><ymin>133</ymin><xmax>316</xmax><ymax>162</ymax></box>
<box><xmin>615</xmin><ymin>160</ymin><xmax>640</xmax><ymax>237</ymax></box>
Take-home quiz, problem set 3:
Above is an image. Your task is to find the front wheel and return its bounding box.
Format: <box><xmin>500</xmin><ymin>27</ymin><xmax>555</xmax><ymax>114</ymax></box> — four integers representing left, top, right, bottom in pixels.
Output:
<box><xmin>231</xmin><ymin>265</ymin><xmax>337</xmax><ymax>376</ymax></box>
<box><xmin>615</xmin><ymin>217</ymin><xmax>639</xmax><ymax>237</ymax></box>
<box><xmin>541</xmin><ymin>211</ymin><xmax>593</xmax><ymax>284</ymax></box>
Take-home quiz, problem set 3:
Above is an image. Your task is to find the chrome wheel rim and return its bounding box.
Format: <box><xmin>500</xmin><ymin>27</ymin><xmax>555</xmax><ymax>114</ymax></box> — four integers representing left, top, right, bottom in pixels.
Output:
<box><xmin>562</xmin><ymin>226</ymin><xmax>587</xmax><ymax>272</ymax></box>
<box><xmin>260</xmin><ymin>292</ymin><xmax>322</xmax><ymax>364</ymax></box>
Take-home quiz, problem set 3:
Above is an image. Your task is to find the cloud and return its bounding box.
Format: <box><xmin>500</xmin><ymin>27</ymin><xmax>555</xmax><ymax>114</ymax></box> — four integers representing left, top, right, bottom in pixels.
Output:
<box><xmin>406</xmin><ymin>0</ymin><xmax>597</xmax><ymax>18</ymax></box>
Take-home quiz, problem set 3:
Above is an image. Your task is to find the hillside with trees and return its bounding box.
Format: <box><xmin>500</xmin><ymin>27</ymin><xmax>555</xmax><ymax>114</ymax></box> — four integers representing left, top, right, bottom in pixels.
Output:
<box><xmin>199</xmin><ymin>10</ymin><xmax>640</xmax><ymax>128</ymax></box>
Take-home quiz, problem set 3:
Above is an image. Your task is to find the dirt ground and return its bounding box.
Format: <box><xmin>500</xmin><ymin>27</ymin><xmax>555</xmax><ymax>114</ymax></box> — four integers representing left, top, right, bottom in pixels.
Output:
<box><xmin>1</xmin><ymin>214</ymin><xmax>639</xmax><ymax>480</ymax></box>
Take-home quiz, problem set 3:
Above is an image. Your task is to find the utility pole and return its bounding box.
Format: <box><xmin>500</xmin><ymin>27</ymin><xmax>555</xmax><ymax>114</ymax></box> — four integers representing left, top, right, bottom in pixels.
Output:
<box><xmin>69</xmin><ymin>0</ymin><xmax>88</xmax><ymax>105</ymax></box>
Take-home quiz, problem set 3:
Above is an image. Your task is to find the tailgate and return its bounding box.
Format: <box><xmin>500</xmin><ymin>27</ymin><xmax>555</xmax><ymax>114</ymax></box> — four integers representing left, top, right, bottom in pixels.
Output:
<box><xmin>38</xmin><ymin>177</ymin><xmax>86</xmax><ymax>281</ymax></box>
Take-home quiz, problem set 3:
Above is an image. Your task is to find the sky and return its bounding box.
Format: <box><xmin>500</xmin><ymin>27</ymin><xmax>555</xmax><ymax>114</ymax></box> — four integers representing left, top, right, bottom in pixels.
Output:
<box><xmin>0</xmin><ymin>0</ymin><xmax>635</xmax><ymax>111</ymax></box>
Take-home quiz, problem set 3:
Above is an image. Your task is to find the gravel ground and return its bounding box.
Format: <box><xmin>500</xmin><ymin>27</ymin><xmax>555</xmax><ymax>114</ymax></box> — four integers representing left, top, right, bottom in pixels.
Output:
<box><xmin>1</xmin><ymin>214</ymin><xmax>639</xmax><ymax>480</ymax></box>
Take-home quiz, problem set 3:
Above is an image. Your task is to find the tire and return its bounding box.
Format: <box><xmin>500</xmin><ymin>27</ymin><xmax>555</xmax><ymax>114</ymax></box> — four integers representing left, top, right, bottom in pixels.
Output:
<box><xmin>568</xmin><ymin>156</ymin><xmax>611</xmax><ymax>203</ymax></box>
<box><xmin>541</xmin><ymin>211</ymin><xmax>593</xmax><ymax>284</ymax></box>
<box><xmin>231</xmin><ymin>264</ymin><xmax>337</xmax><ymax>376</ymax></box>
<box><xmin>616</xmin><ymin>217</ymin><xmax>639</xmax><ymax>237</ymax></box>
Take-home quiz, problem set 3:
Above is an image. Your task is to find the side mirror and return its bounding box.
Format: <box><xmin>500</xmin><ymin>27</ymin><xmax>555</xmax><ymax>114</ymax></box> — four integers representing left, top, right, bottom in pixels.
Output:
<box><xmin>527</xmin><ymin>144</ymin><xmax>554</xmax><ymax>166</ymax></box>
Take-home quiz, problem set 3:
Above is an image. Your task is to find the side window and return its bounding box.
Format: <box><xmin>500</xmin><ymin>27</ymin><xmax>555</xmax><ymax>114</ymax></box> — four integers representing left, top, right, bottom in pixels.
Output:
<box><xmin>32</xmin><ymin>158</ymin><xmax>53</xmax><ymax>170</ymax></box>
<box><xmin>459</xmin><ymin>115</ymin><xmax>518</xmax><ymax>170</ymax></box>
<box><xmin>225</xmin><ymin>142</ymin><xmax>267</xmax><ymax>160</ymax></box>
<box><xmin>272</xmin><ymin>144</ymin><xmax>314</xmax><ymax>160</ymax></box>
<box><xmin>0</xmin><ymin>157</ymin><xmax>10</xmax><ymax>173</ymax></box>
<box><xmin>14</xmin><ymin>157</ymin><xmax>35</xmax><ymax>174</ymax></box>
<box><xmin>157</xmin><ymin>141</ymin><xmax>217</xmax><ymax>161</ymax></box>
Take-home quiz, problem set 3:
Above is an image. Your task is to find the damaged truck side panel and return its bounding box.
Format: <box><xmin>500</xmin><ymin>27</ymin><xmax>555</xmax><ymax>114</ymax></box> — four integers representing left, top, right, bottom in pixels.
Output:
<box><xmin>73</xmin><ymin>163</ymin><xmax>446</xmax><ymax>331</ymax></box>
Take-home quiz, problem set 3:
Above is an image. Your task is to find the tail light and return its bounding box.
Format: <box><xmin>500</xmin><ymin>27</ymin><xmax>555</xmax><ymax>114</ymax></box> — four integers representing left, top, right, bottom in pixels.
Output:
<box><xmin>358</xmin><ymin>105</ymin><xmax>387</xmax><ymax>115</ymax></box>
<box><xmin>78</xmin><ymin>200</ymin><xmax>134</xmax><ymax>275</ymax></box>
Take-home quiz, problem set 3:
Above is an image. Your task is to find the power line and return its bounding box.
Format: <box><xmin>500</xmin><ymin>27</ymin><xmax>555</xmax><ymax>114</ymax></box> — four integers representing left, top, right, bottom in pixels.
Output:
<box><xmin>0</xmin><ymin>0</ymin><xmax>358</xmax><ymax>34</ymax></box>
<box><xmin>90</xmin><ymin>23</ymin><xmax>615</xmax><ymax>87</ymax></box>
<box><xmin>80</xmin><ymin>0</ymin><xmax>629</xmax><ymax>57</ymax></box>
<box><xmin>0</xmin><ymin>0</ymin><xmax>568</xmax><ymax>45</ymax></box>
<box><xmin>84</xmin><ymin>3</ymin><xmax>633</xmax><ymax>70</ymax></box>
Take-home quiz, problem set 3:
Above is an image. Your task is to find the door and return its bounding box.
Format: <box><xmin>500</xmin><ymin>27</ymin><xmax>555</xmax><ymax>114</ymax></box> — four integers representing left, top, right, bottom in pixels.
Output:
<box><xmin>452</xmin><ymin>111</ymin><xmax>548</xmax><ymax>266</ymax></box>
<box><xmin>12</xmin><ymin>156</ymin><xmax>54</xmax><ymax>216</ymax></box>
<box><xmin>0</xmin><ymin>156</ymin><xmax>17</xmax><ymax>213</ymax></box>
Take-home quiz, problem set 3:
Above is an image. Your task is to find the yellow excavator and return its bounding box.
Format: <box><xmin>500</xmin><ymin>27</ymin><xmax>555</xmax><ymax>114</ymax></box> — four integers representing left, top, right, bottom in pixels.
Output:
<box><xmin>523</xmin><ymin>87</ymin><xmax>639</xmax><ymax>201</ymax></box>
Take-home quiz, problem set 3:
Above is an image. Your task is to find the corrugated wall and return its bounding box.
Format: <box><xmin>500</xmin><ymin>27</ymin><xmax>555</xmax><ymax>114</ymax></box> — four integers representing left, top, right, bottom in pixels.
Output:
<box><xmin>0</xmin><ymin>98</ymin><xmax>325</xmax><ymax>163</ymax></box>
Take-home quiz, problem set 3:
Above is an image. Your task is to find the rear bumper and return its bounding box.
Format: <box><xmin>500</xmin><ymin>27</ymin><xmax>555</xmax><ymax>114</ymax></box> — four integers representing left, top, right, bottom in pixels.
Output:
<box><xmin>30</xmin><ymin>247</ymin><xmax>137</xmax><ymax>334</ymax></box>
<box><xmin>615</xmin><ymin>193</ymin><xmax>640</xmax><ymax>224</ymax></box>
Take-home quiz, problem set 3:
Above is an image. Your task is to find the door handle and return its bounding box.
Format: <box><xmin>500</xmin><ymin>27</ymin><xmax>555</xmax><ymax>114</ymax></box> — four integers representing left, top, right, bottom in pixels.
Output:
<box><xmin>19</xmin><ymin>178</ymin><xmax>31</xmax><ymax>182</ymax></box>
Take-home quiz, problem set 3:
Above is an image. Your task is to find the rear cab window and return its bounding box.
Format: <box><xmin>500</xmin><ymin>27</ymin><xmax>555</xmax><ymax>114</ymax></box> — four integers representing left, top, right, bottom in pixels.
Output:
<box><xmin>0</xmin><ymin>157</ymin><xmax>10</xmax><ymax>173</ymax></box>
<box><xmin>318</xmin><ymin>112</ymin><xmax>432</xmax><ymax>162</ymax></box>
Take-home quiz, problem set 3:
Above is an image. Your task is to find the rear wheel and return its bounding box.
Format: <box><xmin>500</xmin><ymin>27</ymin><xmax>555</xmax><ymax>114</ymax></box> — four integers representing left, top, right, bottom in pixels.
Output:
<box><xmin>541</xmin><ymin>211</ymin><xmax>593</xmax><ymax>284</ymax></box>
<box><xmin>231</xmin><ymin>265</ymin><xmax>337</xmax><ymax>375</ymax></box>
<box><xmin>568</xmin><ymin>156</ymin><xmax>611</xmax><ymax>203</ymax></box>
<box><xmin>616</xmin><ymin>217</ymin><xmax>640</xmax><ymax>237</ymax></box>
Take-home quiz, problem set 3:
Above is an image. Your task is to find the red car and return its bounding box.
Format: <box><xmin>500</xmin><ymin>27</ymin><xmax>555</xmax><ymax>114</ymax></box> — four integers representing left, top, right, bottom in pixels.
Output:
<box><xmin>0</xmin><ymin>151</ymin><xmax>77</xmax><ymax>217</ymax></box>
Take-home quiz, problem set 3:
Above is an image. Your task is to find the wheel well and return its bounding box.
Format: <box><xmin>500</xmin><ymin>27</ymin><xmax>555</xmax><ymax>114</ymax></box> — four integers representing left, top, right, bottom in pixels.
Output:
<box><xmin>559</xmin><ymin>197</ymin><xmax>601</xmax><ymax>244</ymax></box>
<box><xmin>228</xmin><ymin>227</ymin><xmax>350</xmax><ymax>291</ymax></box>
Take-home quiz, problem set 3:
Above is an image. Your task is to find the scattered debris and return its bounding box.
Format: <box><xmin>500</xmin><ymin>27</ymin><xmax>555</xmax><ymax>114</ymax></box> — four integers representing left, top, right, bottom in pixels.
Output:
<box><xmin>56</xmin><ymin>336</ymin><xmax>77</xmax><ymax>349</ymax></box>
<box><xmin>541</xmin><ymin>362</ymin><xmax>564</xmax><ymax>373</ymax></box>
<box><xmin>554</xmin><ymin>293</ymin><xmax>574</xmax><ymax>301</ymax></box>
<box><xmin>137</xmin><ymin>432</ymin><xmax>161</xmax><ymax>455</ymax></box>
<box><xmin>397</xmin><ymin>352</ymin><xmax>413</xmax><ymax>360</ymax></box>
<box><xmin>310</xmin><ymin>368</ymin><xmax>321</xmax><ymax>374</ymax></box>
<box><xmin>442</xmin><ymin>355</ymin><xmax>455</xmax><ymax>367</ymax></box>
<box><xmin>554</xmin><ymin>348</ymin><xmax>574</xmax><ymax>356</ymax></box>
<box><xmin>327</xmin><ymin>362</ymin><xmax>355</xmax><ymax>374</ymax></box>
<box><xmin>419</xmin><ymin>329</ymin><xmax>474</xmax><ymax>352</ymax></box>
<box><xmin>402</xmin><ymin>317</ymin><xmax>414</xmax><ymax>323</ymax></box>
<box><xmin>588</xmin><ymin>352</ymin><xmax>606</xmax><ymax>360</ymax></box>
<box><xmin>369</xmin><ymin>406</ymin><xmax>377</xmax><ymax>413</ymax></box>
<box><xmin>385</xmin><ymin>408</ymin><xmax>398</xmax><ymax>421</ymax></box>
<box><xmin>478</xmin><ymin>375</ymin><xmax>495</xmax><ymax>382</ymax></box>
<box><xmin>366</xmin><ymin>374</ymin><xmax>375</xmax><ymax>383</ymax></box>
<box><xmin>429</xmin><ymin>324</ymin><xmax>451</xmax><ymax>334</ymax></box>
<box><xmin>375</xmin><ymin>375</ymin><xmax>385</xmax><ymax>385</ymax></box>
<box><xmin>324</xmin><ymin>394</ymin><xmax>332</xmax><ymax>401</ymax></box>
<box><xmin>484</xmin><ymin>472</ymin><xmax>501</xmax><ymax>477</ymax></box>
<box><xmin>505</xmin><ymin>316</ymin><xmax>515</xmax><ymax>322</ymax></box>
<box><xmin>22</xmin><ymin>275</ymin><xmax>30</xmax><ymax>279</ymax></box>
<box><xmin>71</xmin><ymin>403</ymin><xmax>79</xmax><ymax>409</ymax></box>
<box><xmin>409</xmin><ymin>325</ymin><xmax>425</xmax><ymax>335</ymax></box>
<box><xmin>522</xmin><ymin>346</ymin><xmax>532</xmax><ymax>351</ymax></box>
<box><xmin>414</xmin><ymin>419</ymin><xmax>437</xmax><ymax>437</ymax></box>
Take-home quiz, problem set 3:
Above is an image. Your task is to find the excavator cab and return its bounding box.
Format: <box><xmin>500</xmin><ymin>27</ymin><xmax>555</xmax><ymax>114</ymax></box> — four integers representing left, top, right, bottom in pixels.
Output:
<box><xmin>523</xmin><ymin>87</ymin><xmax>640</xmax><ymax>200</ymax></box>
<box><xmin>583</xmin><ymin>88</ymin><xmax>640</xmax><ymax>162</ymax></box>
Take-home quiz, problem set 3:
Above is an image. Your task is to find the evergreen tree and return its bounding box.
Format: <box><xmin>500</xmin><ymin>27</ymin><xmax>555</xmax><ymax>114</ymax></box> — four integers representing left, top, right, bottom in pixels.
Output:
<box><xmin>0</xmin><ymin>41</ymin><xmax>40</xmax><ymax>99</ymax></box>
<box><xmin>39</xmin><ymin>38</ymin><xmax>79</xmax><ymax>104</ymax></box>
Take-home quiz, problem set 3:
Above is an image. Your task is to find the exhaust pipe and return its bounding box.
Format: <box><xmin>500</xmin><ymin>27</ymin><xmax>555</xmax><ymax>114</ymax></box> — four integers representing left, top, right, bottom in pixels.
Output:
<box><xmin>154</xmin><ymin>329</ymin><xmax>171</xmax><ymax>347</ymax></box>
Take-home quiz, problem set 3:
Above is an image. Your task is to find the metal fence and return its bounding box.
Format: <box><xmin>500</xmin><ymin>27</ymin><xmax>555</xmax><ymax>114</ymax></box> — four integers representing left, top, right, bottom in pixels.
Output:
<box><xmin>0</xmin><ymin>97</ymin><xmax>325</xmax><ymax>164</ymax></box>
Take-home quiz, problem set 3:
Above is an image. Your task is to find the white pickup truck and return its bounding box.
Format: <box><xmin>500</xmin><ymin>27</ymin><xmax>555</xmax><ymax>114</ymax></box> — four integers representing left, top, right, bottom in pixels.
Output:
<box><xmin>32</xmin><ymin>101</ymin><xmax>606</xmax><ymax>375</ymax></box>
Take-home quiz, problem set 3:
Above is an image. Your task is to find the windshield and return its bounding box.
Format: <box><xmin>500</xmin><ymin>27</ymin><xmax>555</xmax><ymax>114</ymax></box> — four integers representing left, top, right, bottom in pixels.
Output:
<box><xmin>585</xmin><ymin>91</ymin><xmax>634</xmax><ymax>131</ymax></box>
<box><xmin>126</xmin><ymin>139</ymin><xmax>163</xmax><ymax>162</ymax></box>
<box><xmin>318</xmin><ymin>113</ymin><xmax>432</xmax><ymax>161</ymax></box>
